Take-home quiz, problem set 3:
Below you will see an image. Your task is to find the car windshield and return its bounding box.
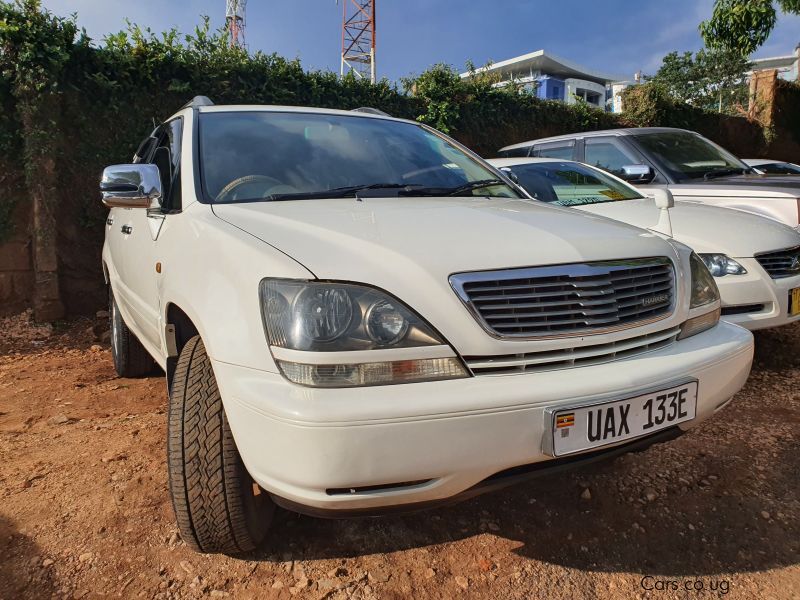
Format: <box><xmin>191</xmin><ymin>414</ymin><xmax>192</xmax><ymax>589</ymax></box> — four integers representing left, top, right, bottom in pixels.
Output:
<box><xmin>198</xmin><ymin>111</ymin><xmax>520</xmax><ymax>202</ymax></box>
<box><xmin>504</xmin><ymin>161</ymin><xmax>643</xmax><ymax>206</ymax></box>
<box><xmin>634</xmin><ymin>131</ymin><xmax>751</xmax><ymax>181</ymax></box>
<box><xmin>756</xmin><ymin>162</ymin><xmax>800</xmax><ymax>175</ymax></box>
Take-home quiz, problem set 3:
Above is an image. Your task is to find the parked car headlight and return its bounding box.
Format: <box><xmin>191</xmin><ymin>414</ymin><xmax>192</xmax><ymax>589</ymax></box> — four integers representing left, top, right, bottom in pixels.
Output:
<box><xmin>259</xmin><ymin>279</ymin><xmax>468</xmax><ymax>386</ymax></box>
<box><xmin>698</xmin><ymin>253</ymin><xmax>747</xmax><ymax>277</ymax></box>
<box><xmin>679</xmin><ymin>253</ymin><xmax>721</xmax><ymax>340</ymax></box>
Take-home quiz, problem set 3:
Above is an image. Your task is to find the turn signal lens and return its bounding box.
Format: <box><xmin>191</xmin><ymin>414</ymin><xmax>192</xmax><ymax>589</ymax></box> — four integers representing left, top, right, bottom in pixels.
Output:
<box><xmin>678</xmin><ymin>307</ymin><xmax>721</xmax><ymax>340</ymax></box>
<box><xmin>276</xmin><ymin>357</ymin><xmax>468</xmax><ymax>387</ymax></box>
<box><xmin>689</xmin><ymin>253</ymin><xmax>720</xmax><ymax>308</ymax></box>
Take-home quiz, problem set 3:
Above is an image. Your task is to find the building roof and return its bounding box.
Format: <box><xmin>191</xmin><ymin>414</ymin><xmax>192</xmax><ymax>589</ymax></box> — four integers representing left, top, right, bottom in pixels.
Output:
<box><xmin>460</xmin><ymin>49</ymin><xmax>624</xmax><ymax>85</ymax></box>
<box><xmin>751</xmin><ymin>53</ymin><xmax>798</xmax><ymax>71</ymax></box>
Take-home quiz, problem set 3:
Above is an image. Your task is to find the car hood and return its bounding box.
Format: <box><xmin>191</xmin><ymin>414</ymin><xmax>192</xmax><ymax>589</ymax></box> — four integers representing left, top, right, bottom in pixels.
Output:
<box><xmin>575</xmin><ymin>198</ymin><xmax>800</xmax><ymax>257</ymax></box>
<box><xmin>659</xmin><ymin>177</ymin><xmax>800</xmax><ymax>198</ymax></box>
<box><xmin>213</xmin><ymin>197</ymin><xmax>672</xmax><ymax>280</ymax></box>
<box><xmin>213</xmin><ymin>196</ymin><xmax>689</xmax><ymax>355</ymax></box>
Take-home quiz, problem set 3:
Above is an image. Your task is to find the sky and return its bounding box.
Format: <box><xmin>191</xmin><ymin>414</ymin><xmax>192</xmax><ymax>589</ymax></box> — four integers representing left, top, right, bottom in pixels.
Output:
<box><xmin>42</xmin><ymin>0</ymin><xmax>800</xmax><ymax>82</ymax></box>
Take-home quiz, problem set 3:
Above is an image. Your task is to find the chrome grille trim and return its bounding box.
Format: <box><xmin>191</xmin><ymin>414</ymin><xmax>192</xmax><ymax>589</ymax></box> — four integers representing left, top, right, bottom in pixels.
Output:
<box><xmin>450</xmin><ymin>258</ymin><xmax>676</xmax><ymax>339</ymax></box>
<box><xmin>465</xmin><ymin>327</ymin><xmax>681</xmax><ymax>375</ymax></box>
<box><xmin>755</xmin><ymin>245</ymin><xmax>800</xmax><ymax>279</ymax></box>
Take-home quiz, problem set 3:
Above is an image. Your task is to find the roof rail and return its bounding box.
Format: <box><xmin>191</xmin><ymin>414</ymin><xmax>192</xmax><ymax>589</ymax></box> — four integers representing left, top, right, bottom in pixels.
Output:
<box><xmin>351</xmin><ymin>107</ymin><xmax>391</xmax><ymax>117</ymax></box>
<box><xmin>182</xmin><ymin>96</ymin><xmax>215</xmax><ymax>110</ymax></box>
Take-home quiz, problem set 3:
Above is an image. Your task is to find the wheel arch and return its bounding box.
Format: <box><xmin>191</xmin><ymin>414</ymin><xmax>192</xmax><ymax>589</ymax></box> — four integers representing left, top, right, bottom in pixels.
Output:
<box><xmin>165</xmin><ymin>302</ymin><xmax>201</xmax><ymax>389</ymax></box>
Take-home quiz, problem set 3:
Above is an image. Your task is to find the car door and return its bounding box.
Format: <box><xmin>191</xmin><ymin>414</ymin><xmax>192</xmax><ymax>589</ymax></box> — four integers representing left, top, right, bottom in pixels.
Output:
<box><xmin>582</xmin><ymin>136</ymin><xmax>667</xmax><ymax>185</ymax></box>
<box><xmin>582</xmin><ymin>136</ymin><xmax>644</xmax><ymax>179</ymax></box>
<box><xmin>117</xmin><ymin>118</ymin><xmax>184</xmax><ymax>352</ymax></box>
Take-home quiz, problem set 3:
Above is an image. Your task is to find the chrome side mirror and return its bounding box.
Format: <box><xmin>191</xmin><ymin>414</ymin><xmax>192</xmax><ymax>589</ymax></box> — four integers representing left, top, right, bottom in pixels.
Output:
<box><xmin>620</xmin><ymin>164</ymin><xmax>655</xmax><ymax>184</ymax></box>
<box><xmin>100</xmin><ymin>164</ymin><xmax>162</xmax><ymax>209</ymax></box>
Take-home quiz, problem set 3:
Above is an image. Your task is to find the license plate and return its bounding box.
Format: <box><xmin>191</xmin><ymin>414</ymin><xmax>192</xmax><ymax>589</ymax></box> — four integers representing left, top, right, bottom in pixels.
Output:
<box><xmin>550</xmin><ymin>382</ymin><xmax>698</xmax><ymax>457</ymax></box>
<box><xmin>790</xmin><ymin>288</ymin><xmax>800</xmax><ymax>316</ymax></box>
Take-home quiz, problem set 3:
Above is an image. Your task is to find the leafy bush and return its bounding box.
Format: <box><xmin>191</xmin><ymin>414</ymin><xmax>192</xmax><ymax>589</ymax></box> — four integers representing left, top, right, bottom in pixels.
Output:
<box><xmin>620</xmin><ymin>82</ymin><xmax>769</xmax><ymax>157</ymax></box>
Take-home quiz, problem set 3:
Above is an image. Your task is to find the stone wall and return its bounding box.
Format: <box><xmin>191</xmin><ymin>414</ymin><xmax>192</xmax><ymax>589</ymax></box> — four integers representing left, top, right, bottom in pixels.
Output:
<box><xmin>0</xmin><ymin>202</ymin><xmax>33</xmax><ymax>316</ymax></box>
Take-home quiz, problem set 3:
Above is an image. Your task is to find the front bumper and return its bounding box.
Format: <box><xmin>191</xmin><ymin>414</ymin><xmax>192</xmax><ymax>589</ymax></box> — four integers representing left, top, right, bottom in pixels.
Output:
<box><xmin>216</xmin><ymin>321</ymin><xmax>753</xmax><ymax>515</ymax></box>
<box><xmin>716</xmin><ymin>259</ymin><xmax>800</xmax><ymax>331</ymax></box>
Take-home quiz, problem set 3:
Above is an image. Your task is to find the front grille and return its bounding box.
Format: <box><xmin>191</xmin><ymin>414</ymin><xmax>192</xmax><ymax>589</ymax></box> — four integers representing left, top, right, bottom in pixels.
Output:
<box><xmin>755</xmin><ymin>246</ymin><xmax>800</xmax><ymax>279</ymax></box>
<box><xmin>465</xmin><ymin>326</ymin><xmax>680</xmax><ymax>375</ymax></box>
<box><xmin>450</xmin><ymin>258</ymin><xmax>675</xmax><ymax>338</ymax></box>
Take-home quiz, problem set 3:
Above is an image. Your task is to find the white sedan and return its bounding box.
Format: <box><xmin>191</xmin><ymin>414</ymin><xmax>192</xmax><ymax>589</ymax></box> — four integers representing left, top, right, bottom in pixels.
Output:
<box><xmin>489</xmin><ymin>157</ymin><xmax>800</xmax><ymax>331</ymax></box>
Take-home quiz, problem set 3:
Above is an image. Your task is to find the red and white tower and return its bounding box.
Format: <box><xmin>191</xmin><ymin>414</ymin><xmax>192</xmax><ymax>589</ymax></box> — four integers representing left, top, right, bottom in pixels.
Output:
<box><xmin>340</xmin><ymin>0</ymin><xmax>377</xmax><ymax>83</ymax></box>
<box><xmin>226</xmin><ymin>0</ymin><xmax>247</xmax><ymax>48</ymax></box>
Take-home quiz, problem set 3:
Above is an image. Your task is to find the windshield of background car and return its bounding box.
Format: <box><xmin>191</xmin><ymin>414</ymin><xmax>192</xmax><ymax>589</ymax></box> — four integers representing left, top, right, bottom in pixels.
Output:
<box><xmin>506</xmin><ymin>162</ymin><xmax>644</xmax><ymax>206</ymax></box>
<box><xmin>757</xmin><ymin>162</ymin><xmax>800</xmax><ymax>175</ymax></box>
<box><xmin>634</xmin><ymin>131</ymin><xmax>750</xmax><ymax>181</ymax></box>
<box><xmin>198</xmin><ymin>111</ymin><xmax>520</xmax><ymax>202</ymax></box>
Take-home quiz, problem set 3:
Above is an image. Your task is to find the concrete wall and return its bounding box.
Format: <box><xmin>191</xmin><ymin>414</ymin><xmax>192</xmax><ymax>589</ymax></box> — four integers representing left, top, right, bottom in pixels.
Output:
<box><xmin>0</xmin><ymin>202</ymin><xmax>33</xmax><ymax>316</ymax></box>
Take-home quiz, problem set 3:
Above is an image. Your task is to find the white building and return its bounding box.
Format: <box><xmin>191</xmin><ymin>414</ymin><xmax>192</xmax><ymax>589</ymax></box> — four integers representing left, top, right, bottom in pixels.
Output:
<box><xmin>460</xmin><ymin>50</ymin><xmax>623</xmax><ymax>111</ymax></box>
<box><xmin>749</xmin><ymin>44</ymin><xmax>800</xmax><ymax>82</ymax></box>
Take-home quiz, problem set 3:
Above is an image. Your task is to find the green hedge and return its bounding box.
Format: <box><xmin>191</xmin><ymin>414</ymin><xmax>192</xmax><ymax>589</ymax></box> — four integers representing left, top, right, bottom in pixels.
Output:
<box><xmin>774</xmin><ymin>80</ymin><xmax>800</xmax><ymax>145</ymax></box>
<box><xmin>619</xmin><ymin>82</ymin><xmax>768</xmax><ymax>156</ymax></box>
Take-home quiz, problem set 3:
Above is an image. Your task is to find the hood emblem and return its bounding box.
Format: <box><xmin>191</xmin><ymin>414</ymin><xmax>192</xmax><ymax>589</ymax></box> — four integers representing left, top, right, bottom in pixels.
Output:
<box><xmin>791</xmin><ymin>255</ymin><xmax>800</xmax><ymax>271</ymax></box>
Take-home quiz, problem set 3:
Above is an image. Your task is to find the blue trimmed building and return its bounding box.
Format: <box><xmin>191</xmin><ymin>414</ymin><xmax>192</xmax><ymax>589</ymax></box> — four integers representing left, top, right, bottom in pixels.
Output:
<box><xmin>461</xmin><ymin>49</ymin><xmax>624</xmax><ymax>112</ymax></box>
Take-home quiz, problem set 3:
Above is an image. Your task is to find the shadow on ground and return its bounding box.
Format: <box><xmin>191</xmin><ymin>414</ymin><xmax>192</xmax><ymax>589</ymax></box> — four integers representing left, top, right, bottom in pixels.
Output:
<box><xmin>0</xmin><ymin>515</ymin><xmax>58</xmax><ymax>600</ymax></box>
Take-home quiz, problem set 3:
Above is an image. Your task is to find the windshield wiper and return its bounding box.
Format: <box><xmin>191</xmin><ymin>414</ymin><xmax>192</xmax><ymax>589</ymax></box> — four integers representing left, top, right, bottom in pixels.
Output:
<box><xmin>447</xmin><ymin>179</ymin><xmax>506</xmax><ymax>195</ymax></box>
<box><xmin>407</xmin><ymin>179</ymin><xmax>507</xmax><ymax>197</ymax></box>
<box><xmin>702</xmin><ymin>167</ymin><xmax>749</xmax><ymax>180</ymax></box>
<box><xmin>249</xmin><ymin>179</ymin><xmax>507</xmax><ymax>202</ymax></box>
<box><xmin>263</xmin><ymin>183</ymin><xmax>423</xmax><ymax>201</ymax></box>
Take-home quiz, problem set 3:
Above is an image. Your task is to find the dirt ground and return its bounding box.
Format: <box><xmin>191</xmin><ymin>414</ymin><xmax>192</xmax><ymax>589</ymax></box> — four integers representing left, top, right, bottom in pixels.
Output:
<box><xmin>1</xmin><ymin>311</ymin><xmax>798</xmax><ymax>600</ymax></box>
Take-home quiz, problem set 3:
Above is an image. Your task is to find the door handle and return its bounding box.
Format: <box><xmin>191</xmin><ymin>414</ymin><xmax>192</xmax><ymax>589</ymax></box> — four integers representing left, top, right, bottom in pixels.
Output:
<box><xmin>121</xmin><ymin>225</ymin><xmax>133</xmax><ymax>235</ymax></box>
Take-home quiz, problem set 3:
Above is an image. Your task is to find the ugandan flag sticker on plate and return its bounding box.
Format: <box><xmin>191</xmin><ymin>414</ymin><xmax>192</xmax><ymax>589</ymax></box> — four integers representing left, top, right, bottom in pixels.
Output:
<box><xmin>556</xmin><ymin>412</ymin><xmax>575</xmax><ymax>437</ymax></box>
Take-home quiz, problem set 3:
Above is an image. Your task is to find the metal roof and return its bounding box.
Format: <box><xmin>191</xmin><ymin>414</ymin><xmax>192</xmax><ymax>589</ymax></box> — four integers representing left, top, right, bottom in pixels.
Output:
<box><xmin>499</xmin><ymin>127</ymin><xmax>695</xmax><ymax>151</ymax></box>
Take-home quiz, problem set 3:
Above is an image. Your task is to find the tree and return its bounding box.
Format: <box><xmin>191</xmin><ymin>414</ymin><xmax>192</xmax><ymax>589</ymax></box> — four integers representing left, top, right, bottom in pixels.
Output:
<box><xmin>700</xmin><ymin>0</ymin><xmax>800</xmax><ymax>56</ymax></box>
<box><xmin>646</xmin><ymin>49</ymin><xmax>751</xmax><ymax>114</ymax></box>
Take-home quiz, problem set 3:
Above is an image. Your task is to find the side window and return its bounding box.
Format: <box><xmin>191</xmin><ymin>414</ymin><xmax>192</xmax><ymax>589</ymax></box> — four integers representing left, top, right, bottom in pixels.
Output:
<box><xmin>533</xmin><ymin>141</ymin><xmax>575</xmax><ymax>160</ymax></box>
<box><xmin>584</xmin><ymin>137</ymin><xmax>638</xmax><ymax>177</ymax></box>
<box><xmin>498</xmin><ymin>146</ymin><xmax>532</xmax><ymax>158</ymax></box>
<box><xmin>149</xmin><ymin>119</ymin><xmax>184</xmax><ymax>211</ymax></box>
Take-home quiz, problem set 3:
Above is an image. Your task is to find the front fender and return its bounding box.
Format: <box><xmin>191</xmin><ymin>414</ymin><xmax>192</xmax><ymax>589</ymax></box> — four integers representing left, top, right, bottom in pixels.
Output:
<box><xmin>158</xmin><ymin>203</ymin><xmax>313</xmax><ymax>373</ymax></box>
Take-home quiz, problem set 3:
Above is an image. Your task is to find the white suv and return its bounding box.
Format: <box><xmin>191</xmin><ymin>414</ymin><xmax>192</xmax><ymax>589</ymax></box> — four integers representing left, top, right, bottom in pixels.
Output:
<box><xmin>101</xmin><ymin>97</ymin><xmax>754</xmax><ymax>554</ymax></box>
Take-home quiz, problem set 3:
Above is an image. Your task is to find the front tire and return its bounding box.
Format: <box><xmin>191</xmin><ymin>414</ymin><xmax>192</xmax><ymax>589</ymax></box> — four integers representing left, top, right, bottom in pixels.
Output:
<box><xmin>167</xmin><ymin>336</ymin><xmax>274</xmax><ymax>554</ymax></box>
<box><xmin>109</xmin><ymin>287</ymin><xmax>156</xmax><ymax>378</ymax></box>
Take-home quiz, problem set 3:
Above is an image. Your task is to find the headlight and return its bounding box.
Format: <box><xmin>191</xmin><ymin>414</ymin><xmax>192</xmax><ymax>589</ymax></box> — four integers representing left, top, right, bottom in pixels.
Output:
<box><xmin>679</xmin><ymin>253</ymin><xmax>721</xmax><ymax>340</ymax></box>
<box><xmin>698</xmin><ymin>254</ymin><xmax>747</xmax><ymax>277</ymax></box>
<box><xmin>365</xmin><ymin>299</ymin><xmax>409</xmax><ymax>345</ymax></box>
<box><xmin>259</xmin><ymin>279</ymin><xmax>468</xmax><ymax>386</ymax></box>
